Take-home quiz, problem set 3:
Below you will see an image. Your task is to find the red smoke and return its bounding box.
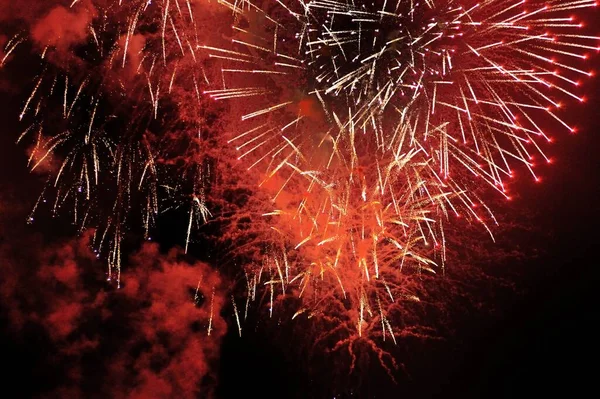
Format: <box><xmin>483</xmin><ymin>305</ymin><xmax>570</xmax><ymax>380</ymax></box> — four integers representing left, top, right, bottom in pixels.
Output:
<box><xmin>0</xmin><ymin>194</ymin><xmax>228</xmax><ymax>398</ymax></box>
<box><xmin>30</xmin><ymin>4</ymin><xmax>97</xmax><ymax>49</ymax></box>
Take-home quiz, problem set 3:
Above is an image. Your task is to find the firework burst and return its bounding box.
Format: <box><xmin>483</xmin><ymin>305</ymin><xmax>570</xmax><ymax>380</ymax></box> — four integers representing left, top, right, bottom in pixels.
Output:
<box><xmin>3</xmin><ymin>0</ymin><xmax>226</xmax><ymax>285</ymax></box>
<box><xmin>200</xmin><ymin>0</ymin><xmax>598</xmax><ymax>352</ymax></box>
<box><xmin>205</xmin><ymin>0</ymin><xmax>598</xmax><ymax>192</ymax></box>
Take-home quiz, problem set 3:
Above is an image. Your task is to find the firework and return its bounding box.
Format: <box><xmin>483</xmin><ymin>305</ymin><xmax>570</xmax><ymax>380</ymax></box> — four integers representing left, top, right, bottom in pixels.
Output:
<box><xmin>199</xmin><ymin>0</ymin><xmax>598</xmax><ymax>347</ymax></box>
<box><xmin>3</xmin><ymin>0</ymin><xmax>223</xmax><ymax>285</ymax></box>
<box><xmin>1</xmin><ymin>0</ymin><xmax>597</xmax><ymax>367</ymax></box>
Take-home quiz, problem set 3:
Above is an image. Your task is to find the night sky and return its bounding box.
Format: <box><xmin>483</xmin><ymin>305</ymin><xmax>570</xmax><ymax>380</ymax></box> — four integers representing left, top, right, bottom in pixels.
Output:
<box><xmin>1</xmin><ymin>1</ymin><xmax>599</xmax><ymax>398</ymax></box>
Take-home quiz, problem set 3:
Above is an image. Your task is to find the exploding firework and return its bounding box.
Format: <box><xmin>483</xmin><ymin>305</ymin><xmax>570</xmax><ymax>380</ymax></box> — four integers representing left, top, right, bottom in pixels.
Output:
<box><xmin>199</xmin><ymin>0</ymin><xmax>598</xmax><ymax>354</ymax></box>
<box><xmin>2</xmin><ymin>0</ymin><xmax>227</xmax><ymax>285</ymax></box>
<box><xmin>205</xmin><ymin>0</ymin><xmax>598</xmax><ymax>192</ymax></box>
